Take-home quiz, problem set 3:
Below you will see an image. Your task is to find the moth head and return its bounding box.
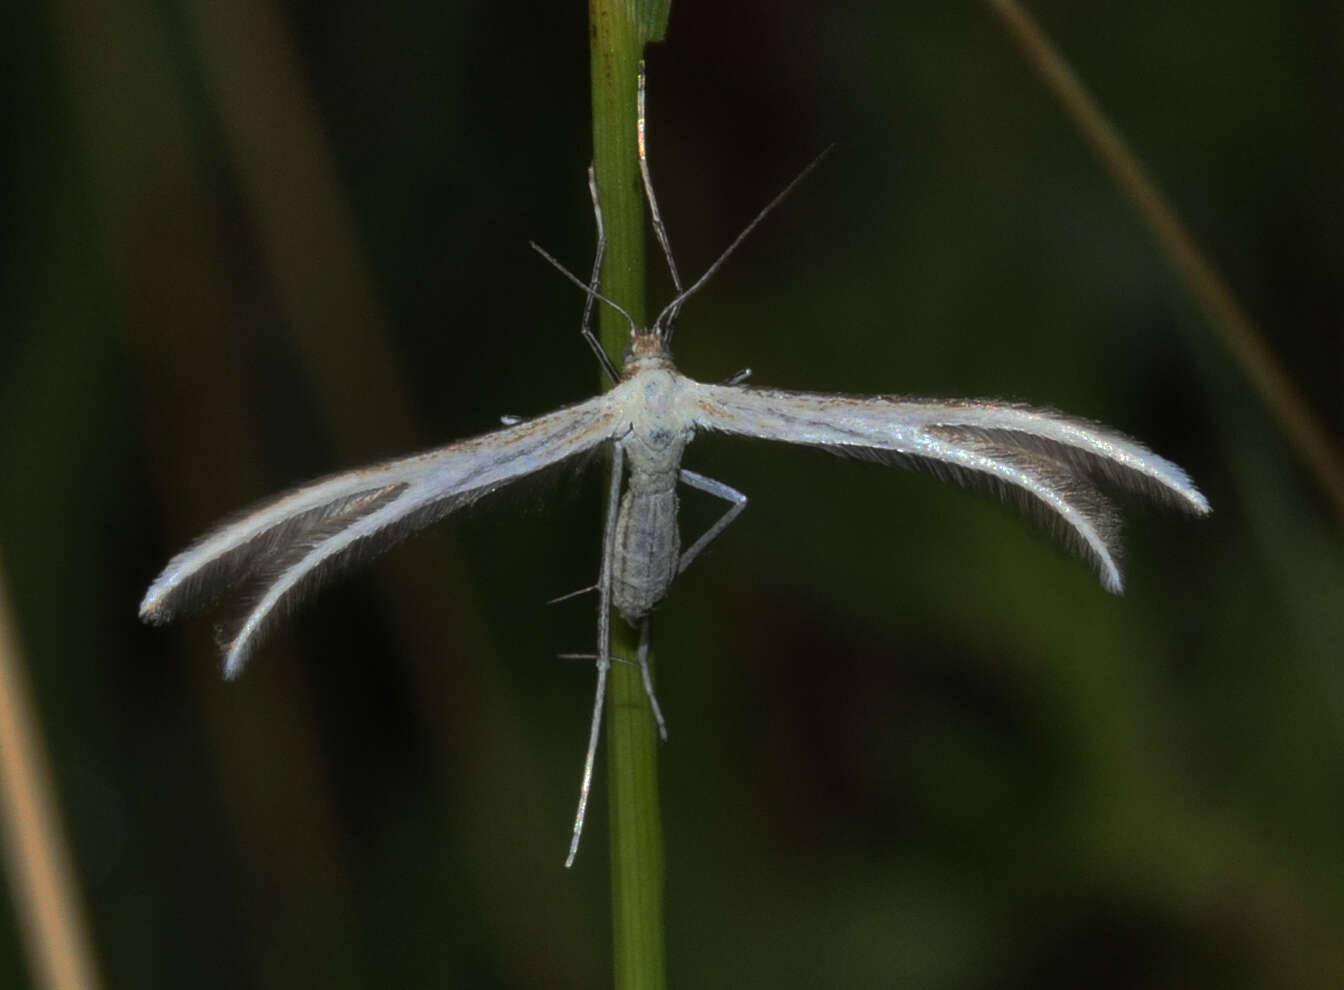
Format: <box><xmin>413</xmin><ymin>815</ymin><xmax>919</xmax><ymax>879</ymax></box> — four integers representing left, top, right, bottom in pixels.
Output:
<box><xmin>622</xmin><ymin>331</ymin><xmax>673</xmax><ymax>374</ymax></box>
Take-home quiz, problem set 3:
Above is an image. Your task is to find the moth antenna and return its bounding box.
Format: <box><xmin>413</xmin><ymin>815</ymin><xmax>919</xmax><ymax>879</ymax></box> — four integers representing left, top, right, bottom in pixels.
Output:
<box><xmin>652</xmin><ymin>145</ymin><xmax>834</xmax><ymax>335</ymax></box>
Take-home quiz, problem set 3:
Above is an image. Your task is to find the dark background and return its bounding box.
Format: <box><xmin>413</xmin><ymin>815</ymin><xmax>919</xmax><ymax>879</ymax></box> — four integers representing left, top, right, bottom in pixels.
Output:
<box><xmin>3</xmin><ymin>0</ymin><xmax>1342</xmax><ymax>986</ymax></box>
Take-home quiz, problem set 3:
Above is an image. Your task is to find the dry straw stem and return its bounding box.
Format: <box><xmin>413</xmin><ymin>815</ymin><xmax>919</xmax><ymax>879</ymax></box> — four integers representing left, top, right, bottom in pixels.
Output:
<box><xmin>985</xmin><ymin>0</ymin><xmax>1344</xmax><ymax>519</ymax></box>
<box><xmin>0</xmin><ymin>557</ymin><xmax>103</xmax><ymax>989</ymax></box>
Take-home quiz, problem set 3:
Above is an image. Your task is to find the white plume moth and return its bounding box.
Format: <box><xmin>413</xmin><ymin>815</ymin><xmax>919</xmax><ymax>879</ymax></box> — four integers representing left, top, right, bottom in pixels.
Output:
<box><xmin>140</xmin><ymin>65</ymin><xmax>1209</xmax><ymax>865</ymax></box>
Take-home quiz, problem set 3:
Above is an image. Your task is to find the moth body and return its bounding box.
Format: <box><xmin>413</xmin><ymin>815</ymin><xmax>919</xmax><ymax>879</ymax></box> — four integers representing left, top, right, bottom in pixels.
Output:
<box><xmin>609</xmin><ymin>340</ymin><xmax>696</xmax><ymax>622</ymax></box>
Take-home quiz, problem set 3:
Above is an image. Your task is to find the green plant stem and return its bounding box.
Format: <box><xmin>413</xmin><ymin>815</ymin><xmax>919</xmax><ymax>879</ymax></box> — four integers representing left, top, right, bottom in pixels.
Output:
<box><xmin>588</xmin><ymin>1</ymin><xmax>670</xmax><ymax>988</ymax></box>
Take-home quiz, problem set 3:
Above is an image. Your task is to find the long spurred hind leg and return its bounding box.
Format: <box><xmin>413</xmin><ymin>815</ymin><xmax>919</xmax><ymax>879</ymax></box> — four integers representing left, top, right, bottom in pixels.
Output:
<box><xmin>565</xmin><ymin>443</ymin><xmax>625</xmax><ymax>868</ymax></box>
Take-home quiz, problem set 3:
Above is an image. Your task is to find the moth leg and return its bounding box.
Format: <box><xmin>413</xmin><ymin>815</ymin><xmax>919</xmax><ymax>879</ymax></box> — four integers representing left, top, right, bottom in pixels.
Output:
<box><xmin>566</xmin><ymin>443</ymin><xmax>624</xmax><ymax>868</ymax></box>
<box><xmin>635</xmin><ymin>617</ymin><xmax>668</xmax><ymax>742</ymax></box>
<box><xmin>579</xmin><ymin>164</ymin><xmax>620</xmax><ymax>385</ymax></box>
<box><xmin>636</xmin><ymin>61</ymin><xmax>685</xmax><ymax>334</ymax></box>
<box><xmin>676</xmin><ymin>469</ymin><xmax>748</xmax><ymax>576</ymax></box>
<box><xmin>546</xmin><ymin>583</ymin><xmax>598</xmax><ymax>606</ymax></box>
<box><xmin>560</xmin><ymin>628</ymin><xmax>666</xmax><ymax>755</ymax></box>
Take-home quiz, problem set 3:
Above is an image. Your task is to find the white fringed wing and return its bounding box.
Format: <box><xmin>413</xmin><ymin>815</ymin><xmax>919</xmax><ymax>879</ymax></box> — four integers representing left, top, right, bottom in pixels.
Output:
<box><xmin>140</xmin><ymin>393</ymin><xmax>625</xmax><ymax>677</ymax></box>
<box><xmin>685</xmin><ymin>383</ymin><xmax>1210</xmax><ymax>592</ymax></box>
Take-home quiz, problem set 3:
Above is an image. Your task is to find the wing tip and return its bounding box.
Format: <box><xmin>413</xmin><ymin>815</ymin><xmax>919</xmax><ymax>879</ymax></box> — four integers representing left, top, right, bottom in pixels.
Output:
<box><xmin>138</xmin><ymin>586</ymin><xmax>174</xmax><ymax>625</ymax></box>
<box><xmin>1184</xmin><ymin>486</ymin><xmax>1212</xmax><ymax>517</ymax></box>
<box><xmin>1100</xmin><ymin>561</ymin><xmax>1125</xmax><ymax>595</ymax></box>
<box><xmin>218</xmin><ymin>627</ymin><xmax>252</xmax><ymax>681</ymax></box>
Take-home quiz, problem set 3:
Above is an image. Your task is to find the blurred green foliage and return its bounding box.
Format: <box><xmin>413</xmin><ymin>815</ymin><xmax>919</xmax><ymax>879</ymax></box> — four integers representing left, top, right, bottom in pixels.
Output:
<box><xmin>2</xmin><ymin>0</ymin><xmax>1341</xmax><ymax>986</ymax></box>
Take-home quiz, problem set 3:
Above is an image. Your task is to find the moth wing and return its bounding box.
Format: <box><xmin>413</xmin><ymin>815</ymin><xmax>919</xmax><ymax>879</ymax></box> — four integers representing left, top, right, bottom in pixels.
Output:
<box><xmin>141</xmin><ymin>392</ymin><xmax>625</xmax><ymax>676</ymax></box>
<box><xmin>686</xmin><ymin>383</ymin><xmax>1208</xmax><ymax>592</ymax></box>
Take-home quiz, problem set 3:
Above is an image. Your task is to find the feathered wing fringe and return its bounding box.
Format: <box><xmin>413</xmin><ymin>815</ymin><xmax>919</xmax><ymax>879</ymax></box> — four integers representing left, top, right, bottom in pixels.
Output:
<box><xmin>139</xmin><ymin>483</ymin><xmax>408</xmax><ymax>625</ymax></box>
